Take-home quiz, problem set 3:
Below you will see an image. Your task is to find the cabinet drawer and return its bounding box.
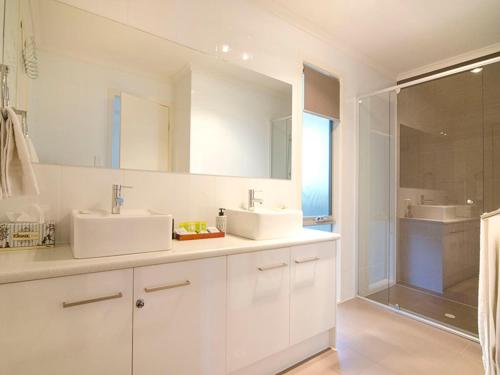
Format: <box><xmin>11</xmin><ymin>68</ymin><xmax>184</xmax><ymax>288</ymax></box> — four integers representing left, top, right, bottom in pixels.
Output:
<box><xmin>227</xmin><ymin>248</ymin><xmax>290</xmax><ymax>372</ymax></box>
<box><xmin>0</xmin><ymin>269</ymin><xmax>133</xmax><ymax>375</ymax></box>
<box><xmin>291</xmin><ymin>241</ymin><xmax>336</xmax><ymax>345</ymax></box>
<box><xmin>133</xmin><ymin>257</ymin><xmax>226</xmax><ymax>375</ymax></box>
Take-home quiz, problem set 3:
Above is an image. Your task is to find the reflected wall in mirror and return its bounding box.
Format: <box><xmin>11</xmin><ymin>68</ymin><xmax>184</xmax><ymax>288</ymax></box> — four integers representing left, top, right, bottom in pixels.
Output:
<box><xmin>3</xmin><ymin>0</ymin><xmax>293</xmax><ymax>179</ymax></box>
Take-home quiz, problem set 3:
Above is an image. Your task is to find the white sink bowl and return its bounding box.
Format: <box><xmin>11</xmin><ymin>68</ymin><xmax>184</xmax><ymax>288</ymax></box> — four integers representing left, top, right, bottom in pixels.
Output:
<box><xmin>225</xmin><ymin>208</ymin><xmax>303</xmax><ymax>240</ymax></box>
<box><xmin>71</xmin><ymin>209</ymin><xmax>173</xmax><ymax>258</ymax></box>
<box><xmin>410</xmin><ymin>205</ymin><xmax>472</xmax><ymax>221</ymax></box>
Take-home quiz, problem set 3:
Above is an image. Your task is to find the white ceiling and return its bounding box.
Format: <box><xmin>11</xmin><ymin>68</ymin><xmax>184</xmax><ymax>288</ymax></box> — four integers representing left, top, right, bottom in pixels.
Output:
<box><xmin>257</xmin><ymin>0</ymin><xmax>500</xmax><ymax>78</ymax></box>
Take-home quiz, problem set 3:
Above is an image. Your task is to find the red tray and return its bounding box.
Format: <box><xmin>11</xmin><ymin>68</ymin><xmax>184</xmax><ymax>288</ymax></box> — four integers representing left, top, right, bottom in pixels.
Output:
<box><xmin>175</xmin><ymin>231</ymin><xmax>225</xmax><ymax>241</ymax></box>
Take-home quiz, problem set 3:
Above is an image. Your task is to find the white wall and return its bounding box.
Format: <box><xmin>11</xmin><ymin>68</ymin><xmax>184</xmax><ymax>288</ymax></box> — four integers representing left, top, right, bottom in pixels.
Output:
<box><xmin>190</xmin><ymin>66</ymin><xmax>291</xmax><ymax>177</ymax></box>
<box><xmin>1</xmin><ymin>0</ymin><xmax>393</xmax><ymax>301</ymax></box>
<box><xmin>29</xmin><ymin>49</ymin><xmax>172</xmax><ymax>168</ymax></box>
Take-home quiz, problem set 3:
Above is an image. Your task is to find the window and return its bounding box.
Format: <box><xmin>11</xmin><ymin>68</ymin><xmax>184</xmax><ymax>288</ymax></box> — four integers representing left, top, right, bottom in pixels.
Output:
<box><xmin>301</xmin><ymin>64</ymin><xmax>338</xmax><ymax>232</ymax></box>
<box><xmin>302</xmin><ymin>112</ymin><xmax>333</xmax><ymax>231</ymax></box>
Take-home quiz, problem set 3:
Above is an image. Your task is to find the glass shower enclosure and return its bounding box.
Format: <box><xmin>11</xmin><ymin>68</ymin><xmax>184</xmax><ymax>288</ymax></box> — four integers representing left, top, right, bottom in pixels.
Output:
<box><xmin>358</xmin><ymin>59</ymin><xmax>500</xmax><ymax>338</ymax></box>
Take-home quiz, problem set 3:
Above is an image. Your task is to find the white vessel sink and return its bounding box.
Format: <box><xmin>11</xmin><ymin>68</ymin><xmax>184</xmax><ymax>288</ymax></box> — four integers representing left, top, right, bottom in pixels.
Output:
<box><xmin>71</xmin><ymin>209</ymin><xmax>173</xmax><ymax>258</ymax></box>
<box><xmin>410</xmin><ymin>205</ymin><xmax>472</xmax><ymax>221</ymax></box>
<box><xmin>225</xmin><ymin>208</ymin><xmax>303</xmax><ymax>240</ymax></box>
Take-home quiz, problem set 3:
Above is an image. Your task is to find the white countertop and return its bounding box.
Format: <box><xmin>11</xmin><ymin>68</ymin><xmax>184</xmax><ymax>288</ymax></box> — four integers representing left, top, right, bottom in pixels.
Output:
<box><xmin>0</xmin><ymin>229</ymin><xmax>340</xmax><ymax>285</ymax></box>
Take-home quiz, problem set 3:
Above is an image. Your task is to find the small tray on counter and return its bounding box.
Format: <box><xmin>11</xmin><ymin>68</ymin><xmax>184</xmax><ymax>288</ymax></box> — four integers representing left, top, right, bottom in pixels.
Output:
<box><xmin>175</xmin><ymin>231</ymin><xmax>225</xmax><ymax>241</ymax></box>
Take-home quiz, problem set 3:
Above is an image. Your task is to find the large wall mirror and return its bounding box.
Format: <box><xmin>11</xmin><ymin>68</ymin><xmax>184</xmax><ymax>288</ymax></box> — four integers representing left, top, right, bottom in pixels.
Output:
<box><xmin>2</xmin><ymin>0</ymin><xmax>293</xmax><ymax>179</ymax></box>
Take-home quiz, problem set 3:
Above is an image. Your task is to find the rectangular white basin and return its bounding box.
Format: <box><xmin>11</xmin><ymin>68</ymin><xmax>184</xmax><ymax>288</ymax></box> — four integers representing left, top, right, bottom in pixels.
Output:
<box><xmin>225</xmin><ymin>208</ymin><xmax>303</xmax><ymax>240</ymax></box>
<box><xmin>410</xmin><ymin>205</ymin><xmax>472</xmax><ymax>221</ymax></box>
<box><xmin>71</xmin><ymin>209</ymin><xmax>173</xmax><ymax>258</ymax></box>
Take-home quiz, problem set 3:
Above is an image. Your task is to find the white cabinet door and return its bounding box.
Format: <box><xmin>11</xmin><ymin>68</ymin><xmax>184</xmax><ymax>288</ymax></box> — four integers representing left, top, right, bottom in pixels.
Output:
<box><xmin>227</xmin><ymin>248</ymin><xmax>290</xmax><ymax>372</ymax></box>
<box><xmin>0</xmin><ymin>269</ymin><xmax>133</xmax><ymax>375</ymax></box>
<box><xmin>133</xmin><ymin>257</ymin><xmax>226</xmax><ymax>375</ymax></box>
<box><xmin>290</xmin><ymin>241</ymin><xmax>336</xmax><ymax>345</ymax></box>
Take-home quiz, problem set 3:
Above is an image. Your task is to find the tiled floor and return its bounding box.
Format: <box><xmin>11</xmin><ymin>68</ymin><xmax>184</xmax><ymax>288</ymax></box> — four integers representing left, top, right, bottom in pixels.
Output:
<box><xmin>444</xmin><ymin>277</ymin><xmax>479</xmax><ymax>307</ymax></box>
<box><xmin>367</xmin><ymin>283</ymin><xmax>478</xmax><ymax>335</ymax></box>
<box><xmin>284</xmin><ymin>298</ymin><xmax>483</xmax><ymax>375</ymax></box>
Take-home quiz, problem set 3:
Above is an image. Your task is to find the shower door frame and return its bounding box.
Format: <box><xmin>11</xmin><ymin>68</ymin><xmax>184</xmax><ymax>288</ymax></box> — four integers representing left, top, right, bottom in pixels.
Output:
<box><xmin>355</xmin><ymin>54</ymin><xmax>500</xmax><ymax>342</ymax></box>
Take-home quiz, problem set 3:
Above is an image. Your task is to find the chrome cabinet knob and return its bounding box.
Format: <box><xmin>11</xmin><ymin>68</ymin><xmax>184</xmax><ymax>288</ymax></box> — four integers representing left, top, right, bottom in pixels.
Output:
<box><xmin>136</xmin><ymin>299</ymin><xmax>145</xmax><ymax>308</ymax></box>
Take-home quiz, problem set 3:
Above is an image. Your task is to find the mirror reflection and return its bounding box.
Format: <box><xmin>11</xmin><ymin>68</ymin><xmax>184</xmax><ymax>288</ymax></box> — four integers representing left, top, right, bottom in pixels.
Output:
<box><xmin>4</xmin><ymin>0</ymin><xmax>293</xmax><ymax>179</ymax></box>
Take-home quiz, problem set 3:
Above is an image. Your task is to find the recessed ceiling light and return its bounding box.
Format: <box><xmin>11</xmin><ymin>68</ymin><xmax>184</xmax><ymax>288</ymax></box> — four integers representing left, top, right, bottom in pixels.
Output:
<box><xmin>471</xmin><ymin>67</ymin><xmax>483</xmax><ymax>74</ymax></box>
<box><xmin>221</xmin><ymin>44</ymin><xmax>230</xmax><ymax>53</ymax></box>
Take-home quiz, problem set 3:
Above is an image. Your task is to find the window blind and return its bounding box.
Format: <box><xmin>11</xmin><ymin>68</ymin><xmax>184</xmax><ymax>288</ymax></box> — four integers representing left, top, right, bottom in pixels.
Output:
<box><xmin>303</xmin><ymin>65</ymin><xmax>340</xmax><ymax>120</ymax></box>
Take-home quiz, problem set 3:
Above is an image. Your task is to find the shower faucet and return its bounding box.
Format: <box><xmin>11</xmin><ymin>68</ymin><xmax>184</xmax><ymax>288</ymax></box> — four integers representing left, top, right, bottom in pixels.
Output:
<box><xmin>420</xmin><ymin>194</ymin><xmax>433</xmax><ymax>205</ymax></box>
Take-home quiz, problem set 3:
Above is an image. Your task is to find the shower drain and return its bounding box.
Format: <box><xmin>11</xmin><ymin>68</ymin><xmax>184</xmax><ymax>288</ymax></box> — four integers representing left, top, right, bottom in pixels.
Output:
<box><xmin>444</xmin><ymin>313</ymin><xmax>456</xmax><ymax>319</ymax></box>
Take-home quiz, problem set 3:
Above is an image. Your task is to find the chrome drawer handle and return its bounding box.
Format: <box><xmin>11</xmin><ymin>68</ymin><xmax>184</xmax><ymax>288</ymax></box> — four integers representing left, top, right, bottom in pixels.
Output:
<box><xmin>295</xmin><ymin>256</ymin><xmax>320</xmax><ymax>264</ymax></box>
<box><xmin>258</xmin><ymin>262</ymin><xmax>288</xmax><ymax>271</ymax></box>
<box><xmin>144</xmin><ymin>280</ymin><xmax>191</xmax><ymax>293</ymax></box>
<box><xmin>62</xmin><ymin>292</ymin><xmax>123</xmax><ymax>308</ymax></box>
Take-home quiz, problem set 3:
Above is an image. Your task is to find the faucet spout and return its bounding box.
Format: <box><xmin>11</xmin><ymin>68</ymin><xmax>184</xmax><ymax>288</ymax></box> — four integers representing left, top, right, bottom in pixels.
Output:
<box><xmin>248</xmin><ymin>189</ymin><xmax>263</xmax><ymax>210</ymax></box>
<box><xmin>112</xmin><ymin>184</ymin><xmax>133</xmax><ymax>214</ymax></box>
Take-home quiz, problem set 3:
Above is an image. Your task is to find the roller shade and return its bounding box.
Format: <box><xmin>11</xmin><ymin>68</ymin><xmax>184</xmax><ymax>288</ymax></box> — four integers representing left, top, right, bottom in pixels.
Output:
<box><xmin>303</xmin><ymin>65</ymin><xmax>340</xmax><ymax>120</ymax></box>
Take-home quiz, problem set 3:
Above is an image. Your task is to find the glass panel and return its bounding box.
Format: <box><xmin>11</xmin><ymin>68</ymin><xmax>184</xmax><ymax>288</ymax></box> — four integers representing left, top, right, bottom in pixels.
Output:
<box><xmin>395</xmin><ymin>67</ymin><xmax>486</xmax><ymax>336</ymax></box>
<box><xmin>357</xmin><ymin>91</ymin><xmax>395</xmax><ymax>303</ymax></box>
<box><xmin>484</xmin><ymin>62</ymin><xmax>500</xmax><ymax>216</ymax></box>
<box><xmin>358</xmin><ymin>62</ymin><xmax>500</xmax><ymax>338</ymax></box>
<box><xmin>301</xmin><ymin>112</ymin><xmax>332</xmax><ymax>218</ymax></box>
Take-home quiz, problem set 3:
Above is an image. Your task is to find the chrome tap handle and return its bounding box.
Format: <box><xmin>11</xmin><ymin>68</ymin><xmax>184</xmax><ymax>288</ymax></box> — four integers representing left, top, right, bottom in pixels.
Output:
<box><xmin>112</xmin><ymin>184</ymin><xmax>133</xmax><ymax>214</ymax></box>
<box><xmin>248</xmin><ymin>189</ymin><xmax>264</xmax><ymax>209</ymax></box>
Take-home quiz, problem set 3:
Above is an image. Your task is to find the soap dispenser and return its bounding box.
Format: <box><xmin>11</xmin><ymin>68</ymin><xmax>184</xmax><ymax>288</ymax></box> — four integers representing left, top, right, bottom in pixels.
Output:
<box><xmin>216</xmin><ymin>208</ymin><xmax>227</xmax><ymax>233</ymax></box>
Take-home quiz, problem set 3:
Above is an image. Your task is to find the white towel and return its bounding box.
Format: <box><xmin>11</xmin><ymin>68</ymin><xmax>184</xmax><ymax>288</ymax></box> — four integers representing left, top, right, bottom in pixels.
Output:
<box><xmin>25</xmin><ymin>133</ymin><xmax>39</xmax><ymax>163</ymax></box>
<box><xmin>0</xmin><ymin>107</ymin><xmax>39</xmax><ymax>198</ymax></box>
<box><xmin>479</xmin><ymin>213</ymin><xmax>500</xmax><ymax>375</ymax></box>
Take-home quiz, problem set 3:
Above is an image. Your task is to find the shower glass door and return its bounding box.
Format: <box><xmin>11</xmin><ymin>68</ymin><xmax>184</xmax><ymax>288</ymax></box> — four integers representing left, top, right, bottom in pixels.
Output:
<box><xmin>358</xmin><ymin>90</ymin><xmax>397</xmax><ymax>304</ymax></box>
<box><xmin>358</xmin><ymin>60</ymin><xmax>500</xmax><ymax>338</ymax></box>
<box><xmin>394</xmin><ymin>68</ymin><xmax>485</xmax><ymax>336</ymax></box>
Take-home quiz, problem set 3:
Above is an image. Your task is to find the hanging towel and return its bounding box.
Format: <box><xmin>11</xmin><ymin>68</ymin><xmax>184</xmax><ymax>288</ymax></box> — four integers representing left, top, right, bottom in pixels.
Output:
<box><xmin>479</xmin><ymin>212</ymin><xmax>500</xmax><ymax>375</ymax></box>
<box><xmin>0</xmin><ymin>107</ymin><xmax>39</xmax><ymax>198</ymax></box>
<box><xmin>25</xmin><ymin>133</ymin><xmax>39</xmax><ymax>163</ymax></box>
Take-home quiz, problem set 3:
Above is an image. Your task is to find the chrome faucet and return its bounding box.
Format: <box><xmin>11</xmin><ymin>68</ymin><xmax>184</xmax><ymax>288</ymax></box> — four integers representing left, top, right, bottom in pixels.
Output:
<box><xmin>112</xmin><ymin>184</ymin><xmax>133</xmax><ymax>214</ymax></box>
<box><xmin>420</xmin><ymin>194</ymin><xmax>433</xmax><ymax>205</ymax></box>
<box><xmin>248</xmin><ymin>189</ymin><xmax>263</xmax><ymax>210</ymax></box>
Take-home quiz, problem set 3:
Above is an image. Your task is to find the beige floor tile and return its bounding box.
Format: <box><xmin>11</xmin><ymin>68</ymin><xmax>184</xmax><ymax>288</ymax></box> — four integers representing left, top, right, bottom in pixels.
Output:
<box><xmin>330</xmin><ymin>347</ymin><xmax>378</xmax><ymax>375</ymax></box>
<box><xmin>358</xmin><ymin>363</ymin><xmax>398</xmax><ymax>375</ymax></box>
<box><xmin>444</xmin><ymin>341</ymin><xmax>484</xmax><ymax>375</ymax></box>
<box><xmin>377</xmin><ymin>350</ymin><xmax>450</xmax><ymax>375</ymax></box>
<box><xmin>284</xmin><ymin>350</ymin><xmax>341</xmax><ymax>375</ymax></box>
<box><xmin>285</xmin><ymin>298</ymin><xmax>483</xmax><ymax>375</ymax></box>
